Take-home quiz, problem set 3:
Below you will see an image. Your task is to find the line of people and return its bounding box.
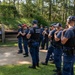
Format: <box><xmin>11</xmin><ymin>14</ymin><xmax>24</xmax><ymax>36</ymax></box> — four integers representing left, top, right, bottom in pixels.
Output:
<box><xmin>17</xmin><ymin>16</ymin><xmax>75</xmax><ymax>75</ymax></box>
<box><xmin>17</xmin><ymin>23</ymin><xmax>50</xmax><ymax>56</ymax></box>
<box><xmin>17</xmin><ymin>24</ymin><xmax>29</xmax><ymax>57</ymax></box>
<box><xmin>41</xmin><ymin>16</ymin><xmax>75</xmax><ymax>75</ymax></box>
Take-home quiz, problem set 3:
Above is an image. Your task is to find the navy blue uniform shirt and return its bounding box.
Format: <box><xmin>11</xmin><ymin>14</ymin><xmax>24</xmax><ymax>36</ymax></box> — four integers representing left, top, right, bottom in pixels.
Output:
<box><xmin>57</xmin><ymin>30</ymin><xmax>62</xmax><ymax>39</ymax></box>
<box><xmin>18</xmin><ymin>28</ymin><xmax>23</xmax><ymax>38</ymax></box>
<box><xmin>40</xmin><ymin>28</ymin><xmax>44</xmax><ymax>35</ymax></box>
<box><xmin>23</xmin><ymin>29</ymin><xmax>29</xmax><ymax>40</ymax></box>
<box><xmin>50</xmin><ymin>29</ymin><xmax>56</xmax><ymax>37</ymax></box>
<box><xmin>63</xmin><ymin>27</ymin><xmax>75</xmax><ymax>49</ymax></box>
<box><xmin>29</xmin><ymin>26</ymin><xmax>40</xmax><ymax>41</ymax></box>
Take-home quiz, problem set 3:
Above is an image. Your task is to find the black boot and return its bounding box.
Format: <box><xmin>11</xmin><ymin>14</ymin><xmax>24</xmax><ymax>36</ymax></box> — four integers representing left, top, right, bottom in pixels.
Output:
<box><xmin>57</xmin><ymin>71</ymin><xmax>62</xmax><ymax>75</ymax></box>
<box><xmin>57</xmin><ymin>68</ymin><xmax>62</xmax><ymax>75</ymax></box>
<box><xmin>29</xmin><ymin>66</ymin><xmax>36</xmax><ymax>69</ymax></box>
<box><xmin>41</xmin><ymin>62</ymin><xmax>47</xmax><ymax>65</ymax></box>
<box><xmin>29</xmin><ymin>64</ymin><xmax>36</xmax><ymax>69</ymax></box>
<box><xmin>53</xmin><ymin>69</ymin><xmax>58</xmax><ymax>72</ymax></box>
<box><xmin>24</xmin><ymin>54</ymin><xmax>29</xmax><ymax>57</ymax></box>
<box><xmin>53</xmin><ymin>72</ymin><xmax>62</xmax><ymax>75</ymax></box>
<box><xmin>17</xmin><ymin>50</ymin><xmax>23</xmax><ymax>54</ymax></box>
<box><xmin>36</xmin><ymin>63</ymin><xmax>39</xmax><ymax>67</ymax></box>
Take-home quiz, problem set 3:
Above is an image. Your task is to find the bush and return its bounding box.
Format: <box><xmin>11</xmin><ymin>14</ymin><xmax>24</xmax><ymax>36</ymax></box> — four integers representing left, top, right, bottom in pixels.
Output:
<box><xmin>33</xmin><ymin>14</ymin><xmax>49</xmax><ymax>27</ymax></box>
<box><xmin>0</xmin><ymin>5</ymin><xmax>19</xmax><ymax>18</ymax></box>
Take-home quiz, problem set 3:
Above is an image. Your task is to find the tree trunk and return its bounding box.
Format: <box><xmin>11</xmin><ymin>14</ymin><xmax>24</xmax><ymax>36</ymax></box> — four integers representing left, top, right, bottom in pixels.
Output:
<box><xmin>42</xmin><ymin>0</ymin><xmax>44</xmax><ymax>14</ymax></box>
<box><xmin>9</xmin><ymin>0</ymin><xmax>10</xmax><ymax>5</ymax></box>
<box><xmin>49</xmin><ymin>0</ymin><xmax>52</xmax><ymax>21</ymax></box>
<box><xmin>13</xmin><ymin>0</ymin><xmax>15</xmax><ymax>6</ymax></box>
<box><xmin>65</xmin><ymin>0</ymin><xmax>67</xmax><ymax>20</ymax></box>
<box><xmin>74</xmin><ymin>0</ymin><xmax>75</xmax><ymax>16</ymax></box>
<box><xmin>18</xmin><ymin>0</ymin><xmax>19</xmax><ymax>11</ymax></box>
<box><xmin>68</xmin><ymin>0</ymin><xmax>70</xmax><ymax>15</ymax></box>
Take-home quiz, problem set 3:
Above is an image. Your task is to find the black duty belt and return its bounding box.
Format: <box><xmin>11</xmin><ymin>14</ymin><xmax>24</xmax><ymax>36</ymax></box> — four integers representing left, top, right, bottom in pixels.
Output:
<box><xmin>63</xmin><ymin>48</ymin><xmax>75</xmax><ymax>56</ymax></box>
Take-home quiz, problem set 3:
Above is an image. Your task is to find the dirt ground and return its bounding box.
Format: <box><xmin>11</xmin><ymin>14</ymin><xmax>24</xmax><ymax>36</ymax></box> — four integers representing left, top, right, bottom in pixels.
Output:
<box><xmin>0</xmin><ymin>47</ymin><xmax>47</xmax><ymax>65</ymax></box>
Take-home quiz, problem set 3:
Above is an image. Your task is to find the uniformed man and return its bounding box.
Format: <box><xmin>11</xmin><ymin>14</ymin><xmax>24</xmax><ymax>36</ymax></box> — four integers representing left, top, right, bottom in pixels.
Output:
<box><xmin>17</xmin><ymin>24</ymin><xmax>23</xmax><ymax>54</ymax></box>
<box><xmin>39</xmin><ymin>24</ymin><xmax>44</xmax><ymax>48</ymax></box>
<box><xmin>27</xmin><ymin>20</ymin><xmax>40</xmax><ymax>69</ymax></box>
<box><xmin>53</xmin><ymin>23</ymin><xmax>63</xmax><ymax>75</ymax></box>
<box><xmin>41</xmin><ymin>26</ymin><xmax>49</xmax><ymax>50</ymax></box>
<box><xmin>61</xmin><ymin>16</ymin><xmax>75</xmax><ymax>75</ymax></box>
<box><xmin>41</xmin><ymin>23</ymin><xmax>56</xmax><ymax>65</ymax></box>
<box><xmin>20</xmin><ymin>24</ymin><xmax>29</xmax><ymax>57</ymax></box>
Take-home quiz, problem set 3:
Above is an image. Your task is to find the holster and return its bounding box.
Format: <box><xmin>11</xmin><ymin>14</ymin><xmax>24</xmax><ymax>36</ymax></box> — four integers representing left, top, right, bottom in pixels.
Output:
<box><xmin>53</xmin><ymin>44</ymin><xmax>62</xmax><ymax>49</ymax></box>
<box><xmin>55</xmin><ymin>45</ymin><xmax>62</xmax><ymax>48</ymax></box>
<box><xmin>28</xmin><ymin>40</ymin><xmax>34</xmax><ymax>47</ymax></box>
<box><xmin>63</xmin><ymin>48</ymin><xmax>75</xmax><ymax>56</ymax></box>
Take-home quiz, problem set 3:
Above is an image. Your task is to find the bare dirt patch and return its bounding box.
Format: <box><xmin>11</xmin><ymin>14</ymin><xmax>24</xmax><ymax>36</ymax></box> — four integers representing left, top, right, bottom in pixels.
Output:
<box><xmin>0</xmin><ymin>47</ymin><xmax>47</xmax><ymax>65</ymax></box>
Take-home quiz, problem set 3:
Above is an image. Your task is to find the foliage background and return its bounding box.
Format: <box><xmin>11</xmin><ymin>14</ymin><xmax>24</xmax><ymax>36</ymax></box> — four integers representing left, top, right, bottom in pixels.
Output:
<box><xmin>0</xmin><ymin>0</ymin><xmax>75</xmax><ymax>29</ymax></box>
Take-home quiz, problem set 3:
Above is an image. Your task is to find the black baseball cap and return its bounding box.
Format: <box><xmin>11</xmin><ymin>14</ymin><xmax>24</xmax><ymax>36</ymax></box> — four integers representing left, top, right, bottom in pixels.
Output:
<box><xmin>67</xmin><ymin>16</ymin><xmax>75</xmax><ymax>22</ymax></box>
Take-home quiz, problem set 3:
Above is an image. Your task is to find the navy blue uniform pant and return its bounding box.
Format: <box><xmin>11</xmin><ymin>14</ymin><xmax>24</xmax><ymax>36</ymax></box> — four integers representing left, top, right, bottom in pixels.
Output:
<box><xmin>18</xmin><ymin>37</ymin><xmax>23</xmax><ymax>52</ymax></box>
<box><xmin>42</xmin><ymin>39</ymin><xmax>49</xmax><ymax>50</ymax></box>
<box><xmin>39</xmin><ymin>35</ymin><xmax>43</xmax><ymax>47</ymax></box>
<box><xmin>23</xmin><ymin>39</ymin><xmax>28</xmax><ymax>55</ymax></box>
<box><xmin>62</xmin><ymin>53</ymin><xmax>74</xmax><ymax>75</ymax></box>
<box><xmin>45</xmin><ymin>45</ymin><xmax>54</xmax><ymax>63</ymax></box>
<box><xmin>30</xmin><ymin>42</ymin><xmax>39</xmax><ymax>67</ymax></box>
<box><xmin>54</xmin><ymin>48</ymin><xmax>62</xmax><ymax>71</ymax></box>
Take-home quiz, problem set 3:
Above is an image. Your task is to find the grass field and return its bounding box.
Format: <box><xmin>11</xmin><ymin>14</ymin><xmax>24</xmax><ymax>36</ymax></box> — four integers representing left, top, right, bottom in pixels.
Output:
<box><xmin>0</xmin><ymin>64</ymin><xmax>55</xmax><ymax>75</ymax></box>
<box><xmin>0</xmin><ymin>42</ymin><xmax>18</xmax><ymax>47</ymax></box>
<box><xmin>0</xmin><ymin>64</ymin><xmax>75</xmax><ymax>75</ymax></box>
<box><xmin>0</xmin><ymin>42</ymin><xmax>75</xmax><ymax>75</ymax></box>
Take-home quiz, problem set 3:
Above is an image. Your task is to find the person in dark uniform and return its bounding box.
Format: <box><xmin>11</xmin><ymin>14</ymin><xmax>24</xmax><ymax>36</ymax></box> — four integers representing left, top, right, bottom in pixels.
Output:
<box><xmin>27</xmin><ymin>20</ymin><xmax>40</xmax><ymax>69</ymax></box>
<box><xmin>41</xmin><ymin>23</ymin><xmax>56</xmax><ymax>65</ymax></box>
<box><xmin>41</xmin><ymin>26</ymin><xmax>49</xmax><ymax>50</ymax></box>
<box><xmin>20</xmin><ymin>24</ymin><xmax>29</xmax><ymax>57</ymax></box>
<box><xmin>61</xmin><ymin>16</ymin><xmax>75</xmax><ymax>75</ymax></box>
<box><xmin>17</xmin><ymin>24</ymin><xmax>23</xmax><ymax>54</ymax></box>
<box><xmin>39</xmin><ymin>25</ymin><xmax>44</xmax><ymax>48</ymax></box>
<box><xmin>53</xmin><ymin>23</ymin><xmax>63</xmax><ymax>75</ymax></box>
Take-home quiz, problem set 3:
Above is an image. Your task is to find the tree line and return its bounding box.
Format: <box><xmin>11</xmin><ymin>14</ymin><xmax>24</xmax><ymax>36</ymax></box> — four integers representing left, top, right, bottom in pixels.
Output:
<box><xmin>0</xmin><ymin>0</ymin><xmax>75</xmax><ymax>25</ymax></box>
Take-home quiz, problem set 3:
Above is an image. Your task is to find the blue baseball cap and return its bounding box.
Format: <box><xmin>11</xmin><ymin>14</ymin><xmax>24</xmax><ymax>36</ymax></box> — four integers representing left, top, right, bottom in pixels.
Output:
<box><xmin>51</xmin><ymin>23</ymin><xmax>57</xmax><ymax>27</ymax></box>
<box><xmin>45</xmin><ymin>26</ymin><xmax>48</xmax><ymax>28</ymax></box>
<box><xmin>67</xmin><ymin>16</ymin><xmax>75</xmax><ymax>22</ymax></box>
<box><xmin>32</xmin><ymin>20</ymin><xmax>38</xmax><ymax>25</ymax></box>
<box><xmin>18</xmin><ymin>24</ymin><xmax>22</xmax><ymax>27</ymax></box>
<box><xmin>55</xmin><ymin>23</ymin><xmax>62</xmax><ymax>27</ymax></box>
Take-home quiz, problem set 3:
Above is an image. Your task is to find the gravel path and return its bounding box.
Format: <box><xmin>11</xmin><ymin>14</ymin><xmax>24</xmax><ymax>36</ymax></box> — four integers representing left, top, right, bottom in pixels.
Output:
<box><xmin>0</xmin><ymin>47</ymin><xmax>47</xmax><ymax>65</ymax></box>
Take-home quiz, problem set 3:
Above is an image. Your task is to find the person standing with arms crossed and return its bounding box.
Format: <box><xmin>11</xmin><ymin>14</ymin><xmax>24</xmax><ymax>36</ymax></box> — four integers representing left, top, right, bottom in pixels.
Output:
<box><xmin>17</xmin><ymin>24</ymin><xmax>23</xmax><ymax>54</ymax></box>
<box><xmin>61</xmin><ymin>16</ymin><xmax>75</xmax><ymax>75</ymax></box>
<box><xmin>27</xmin><ymin>20</ymin><xmax>40</xmax><ymax>69</ymax></box>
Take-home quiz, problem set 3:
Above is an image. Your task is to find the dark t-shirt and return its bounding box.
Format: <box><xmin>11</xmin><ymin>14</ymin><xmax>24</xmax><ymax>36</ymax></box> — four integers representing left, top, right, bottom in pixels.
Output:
<box><xmin>29</xmin><ymin>27</ymin><xmax>40</xmax><ymax>41</ymax></box>
<box><xmin>63</xmin><ymin>27</ymin><xmax>75</xmax><ymax>49</ymax></box>
<box><xmin>57</xmin><ymin>30</ymin><xmax>62</xmax><ymax>39</ymax></box>
<box><xmin>45</xmin><ymin>30</ymin><xmax>49</xmax><ymax>39</ymax></box>
<box><xmin>17</xmin><ymin>28</ymin><xmax>23</xmax><ymax>38</ymax></box>
<box><xmin>49</xmin><ymin>29</ymin><xmax>56</xmax><ymax>45</ymax></box>
<box><xmin>22</xmin><ymin>29</ymin><xmax>29</xmax><ymax>40</ymax></box>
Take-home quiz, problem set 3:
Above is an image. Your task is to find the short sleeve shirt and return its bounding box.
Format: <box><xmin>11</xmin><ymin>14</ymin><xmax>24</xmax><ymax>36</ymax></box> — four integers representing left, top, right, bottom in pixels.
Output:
<box><xmin>18</xmin><ymin>28</ymin><xmax>22</xmax><ymax>33</ymax></box>
<box><xmin>64</xmin><ymin>28</ymin><xmax>74</xmax><ymax>39</ymax></box>
<box><xmin>63</xmin><ymin>27</ymin><xmax>75</xmax><ymax>49</ymax></box>
<box><xmin>50</xmin><ymin>29</ymin><xmax>56</xmax><ymax>37</ymax></box>
<box><xmin>23</xmin><ymin>29</ymin><xmax>29</xmax><ymax>40</ymax></box>
<box><xmin>57</xmin><ymin>30</ymin><xmax>62</xmax><ymax>39</ymax></box>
